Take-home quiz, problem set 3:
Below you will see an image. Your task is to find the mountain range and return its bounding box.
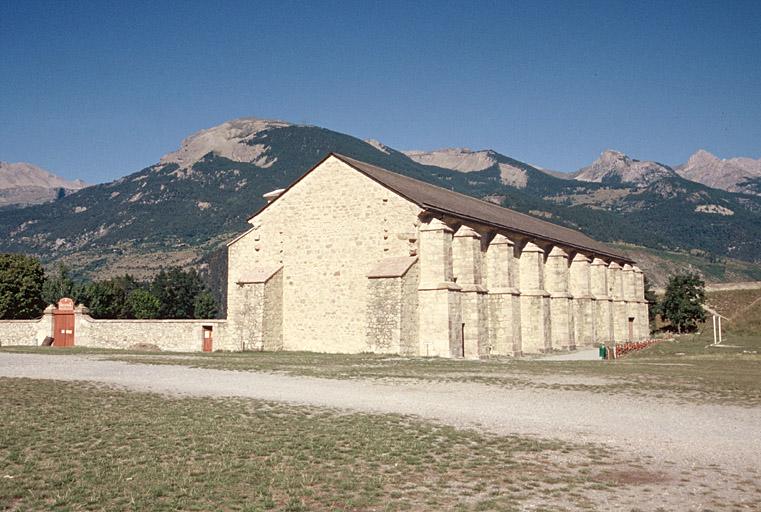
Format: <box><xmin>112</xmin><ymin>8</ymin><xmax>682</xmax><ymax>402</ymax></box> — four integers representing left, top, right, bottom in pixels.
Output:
<box><xmin>0</xmin><ymin>161</ymin><xmax>87</xmax><ymax>208</ymax></box>
<box><xmin>1</xmin><ymin>117</ymin><xmax>760</xmax><ymax>288</ymax></box>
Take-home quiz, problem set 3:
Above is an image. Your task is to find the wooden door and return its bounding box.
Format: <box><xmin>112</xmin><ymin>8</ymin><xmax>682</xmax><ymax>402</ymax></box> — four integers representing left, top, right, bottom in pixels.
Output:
<box><xmin>202</xmin><ymin>326</ymin><xmax>213</xmax><ymax>352</ymax></box>
<box><xmin>54</xmin><ymin>311</ymin><xmax>75</xmax><ymax>347</ymax></box>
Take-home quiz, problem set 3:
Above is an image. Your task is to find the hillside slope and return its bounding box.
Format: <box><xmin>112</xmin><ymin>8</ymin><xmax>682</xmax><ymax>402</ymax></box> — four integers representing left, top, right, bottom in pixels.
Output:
<box><xmin>2</xmin><ymin>118</ymin><xmax>760</xmax><ymax>287</ymax></box>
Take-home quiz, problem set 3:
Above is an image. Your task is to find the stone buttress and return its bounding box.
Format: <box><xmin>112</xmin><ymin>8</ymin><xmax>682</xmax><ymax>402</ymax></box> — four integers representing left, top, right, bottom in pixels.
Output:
<box><xmin>366</xmin><ymin>256</ymin><xmax>419</xmax><ymax>355</ymax></box>
<box><xmin>622</xmin><ymin>264</ymin><xmax>638</xmax><ymax>342</ymax></box>
<box><xmin>608</xmin><ymin>261</ymin><xmax>628</xmax><ymax>343</ymax></box>
<box><xmin>228</xmin><ymin>266</ymin><xmax>283</xmax><ymax>351</ymax></box>
<box><xmin>633</xmin><ymin>266</ymin><xmax>650</xmax><ymax>341</ymax></box>
<box><xmin>518</xmin><ymin>241</ymin><xmax>551</xmax><ymax>353</ymax></box>
<box><xmin>484</xmin><ymin>234</ymin><xmax>521</xmax><ymax>356</ymax></box>
<box><xmin>417</xmin><ymin>217</ymin><xmax>463</xmax><ymax>357</ymax></box>
<box><xmin>590</xmin><ymin>257</ymin><xmax>613</xmax><ymax>344</ymax></box>
<box><xmin>545</xmin><ymin>246</ymin><xmax>575</xmax><ymax>350</ymax></box>
<box><xmin>569</xmin><ymin>253</ymin><xmax>595</xmax><ymax>347</ymax></box>
<box><xmin>452</xmin><ymin>225</ymin><xmax>489</xmax><ymax>359</ymax></box>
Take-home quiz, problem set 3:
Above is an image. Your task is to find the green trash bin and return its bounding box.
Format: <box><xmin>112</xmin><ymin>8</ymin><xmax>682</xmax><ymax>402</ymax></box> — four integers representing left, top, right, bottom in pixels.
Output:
<box><xmin>598</xmin><ymin>344</ymin><xmax>607</xmax><ymax>360</ymax></box>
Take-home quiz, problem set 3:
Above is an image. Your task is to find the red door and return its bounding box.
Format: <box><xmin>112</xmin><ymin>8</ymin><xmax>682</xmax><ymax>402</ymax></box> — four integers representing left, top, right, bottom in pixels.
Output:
<box><xmin>202</xmin><ymin>326</ymin><xmax>213</xmax><ymax>352</ymax></box>
<box><xmin>53</xmin><ymin>298</ymin><xmax>75</xmax><ymax>347</ymax></box>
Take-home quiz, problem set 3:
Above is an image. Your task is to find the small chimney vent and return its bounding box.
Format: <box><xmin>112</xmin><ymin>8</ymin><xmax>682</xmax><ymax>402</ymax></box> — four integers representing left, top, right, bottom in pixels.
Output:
<box><xmin>263</xmin><ymin>188</ymin><xmax>286</xmax><ymax>203</ymax></box>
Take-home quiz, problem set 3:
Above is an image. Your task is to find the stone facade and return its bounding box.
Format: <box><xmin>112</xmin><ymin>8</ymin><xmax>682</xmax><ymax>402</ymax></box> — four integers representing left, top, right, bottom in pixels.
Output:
<box><xmin>1</xmin><ymin>154</ymin><xmax>649</xmax><ymax>355</ymax></box>
<box><xmin>227</xmin><ymin>156</ymin><xmax>422</xmax><ymax>354</ymax></box>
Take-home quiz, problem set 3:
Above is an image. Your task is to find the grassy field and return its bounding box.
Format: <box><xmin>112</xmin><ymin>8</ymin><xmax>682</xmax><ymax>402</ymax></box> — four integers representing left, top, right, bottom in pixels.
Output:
<box><xmin>705</xmin><ymin>288</ymin><xmax>761</xmax><ymax>335</ymax></box>
<box><xmin>1</xmin><ymin>378</ymin><xmax>646</xmax><ymax>511</ymax></box>
<box><xmin>4</xmin><ymin>327</ymin><xmax>760</xmax><ymax>407</ymax></box>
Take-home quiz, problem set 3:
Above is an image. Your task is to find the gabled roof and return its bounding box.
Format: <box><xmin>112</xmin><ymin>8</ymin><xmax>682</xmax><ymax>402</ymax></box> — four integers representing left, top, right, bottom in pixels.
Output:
<box><xmin>246</xmin><ymin>152</ymin><xmax>632</xmax><ymax>262</ymax></box>
<box><xmin>333</xmin><ymin>154</ymin><xmax>632</xmax><ymax>262</ymax></box>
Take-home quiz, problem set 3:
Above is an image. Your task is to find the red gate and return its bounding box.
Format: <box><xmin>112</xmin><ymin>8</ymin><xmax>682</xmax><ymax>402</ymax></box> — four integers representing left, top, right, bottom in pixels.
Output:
<box><xmin>53</xmin><ymin>298</ymin><xmax>75</xmax><ymax>347</ymax></box>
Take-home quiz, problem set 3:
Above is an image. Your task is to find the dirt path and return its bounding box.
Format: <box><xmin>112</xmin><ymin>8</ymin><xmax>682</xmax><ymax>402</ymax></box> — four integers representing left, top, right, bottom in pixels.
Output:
<box><xmin>2</xmin><ymin>352</ymin><xmax>759</xmax><ymax>474</ymax></box>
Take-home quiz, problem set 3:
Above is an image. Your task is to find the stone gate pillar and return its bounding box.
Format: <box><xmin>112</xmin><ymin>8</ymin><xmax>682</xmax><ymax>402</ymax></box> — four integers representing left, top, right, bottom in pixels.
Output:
<box><xmin>569</xmin><ymin>253</ymin><xmax>594</xmax><ymax>347</ymax></box>
<box><xmin>545</xmin><ymin>246</ymin><xmax>575</xmax><ymax>350</ymax></box>
<box><xmin>518</xmin><ymin>241</ymin><xmax>551</xmax><ymax>353</ymax></box>
<box><xmin>417</xmin><ymin>217</ymin><xmax>462</xmax><ymax>357</ymax></box>
<box><xmin>484</xmin><ymin>233</ymin><xmax>521</xmax><ymax>356</ymax></box>
<box><xmin>453</xmin><ymin>225</ymin><xmax>488</xmax><ymax>359</ymax></box>
<box><xmin>590</xmin><ymin>258</ymin><xmax>613</xmax><ymax>344</ymax></box>
<box><xmin>608</xmin><ymin>262</ymin><xmax>627</xmax><ymax>343</ymax></box>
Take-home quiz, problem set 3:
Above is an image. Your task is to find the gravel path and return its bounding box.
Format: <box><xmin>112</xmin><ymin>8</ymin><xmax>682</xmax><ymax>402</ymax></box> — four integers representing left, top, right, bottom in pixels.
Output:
<box><xmin>2</xmin><ymin>352</ymin><xmax>759</xmax><ymax>473</ymax></box>
<box><xmin>535</xmin><ymin>348</ymin><xmax>601</xmax><ymax>361</ymax></box>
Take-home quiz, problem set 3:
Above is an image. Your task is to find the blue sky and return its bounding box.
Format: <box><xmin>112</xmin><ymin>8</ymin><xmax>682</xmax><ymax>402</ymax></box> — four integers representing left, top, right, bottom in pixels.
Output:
<box><xmin>1</xmin><ymin>0</ymin><xmax>760</xmax><ymax>183</ymax></box>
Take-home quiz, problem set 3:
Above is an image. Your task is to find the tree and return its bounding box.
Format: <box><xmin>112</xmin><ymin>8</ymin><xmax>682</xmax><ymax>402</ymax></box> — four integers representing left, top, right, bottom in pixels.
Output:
<box><xmin>79</xmin><ymin>280</ymin><xmax>125</xmax><ymax>319</ymax></box>
<box><xmin>125</xmin><ymin>289</ymin><xmax>161</xmax><ymax>319</ymax></box>
<box><xmin>79</xmin><ymin>274</ymin><xmax>142</xmax><ymax>319</ymax></box>
<box><xmin>42</xmin><ymin>264</ymin><xmax>77</xmax><ymax>305</ymax></box>
<box><xmin>151</xmin><ymin>267</ymin><xmax>205</xmax><ymax>319</ymax></box>
<box><xmin>0</xmin><ymin>253</ymin><xmax>46</xmax><ymax>319</ymax></box>
<box><xmin>659</xmin><ymin>273</ymin><xmax>706</xmax><ymax>333</ymax></box>
<box><xmin>193</xmin><ymin>290</ymin><xmax>218</xmax><ymax>319</ymax></box>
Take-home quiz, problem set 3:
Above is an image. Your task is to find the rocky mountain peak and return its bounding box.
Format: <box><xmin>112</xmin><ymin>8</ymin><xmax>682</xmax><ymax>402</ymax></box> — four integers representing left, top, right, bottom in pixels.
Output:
<box><xmin>575</xmin><ymin>150</ymin><xmax>675</xmax><ymax>187</ymax></box>
<box><xmin>404</xmin><ymin>147</ymin><xmax>497</xmax><ymax>172</ymax></box>
<box><xmin>0</xmin><ymin>161</ymin><xmax>88</xmax><ymax>207</ymax></box>
<box><xmin>677</xmin><ymin>149</ymin><xmax>761</xmax><ymax>195</ymax></box>
<box><xmin>0</xmin><ymin>161</ymin><xmax>86</xmax><ymax>190</ymax></box>
<box><xmin>159</xmin><ymin>117</ymin><xmax>292</xmax><ymax>170</ymax></box>
<box><xmin>598</xmin><ymin>149</ymin><xmax>630</xmax><ymax>165</ymax></box>
<box><xmin>688</xmin><ymin>149</ymin><xmax>719</xmax><ymax>165</ymax></box>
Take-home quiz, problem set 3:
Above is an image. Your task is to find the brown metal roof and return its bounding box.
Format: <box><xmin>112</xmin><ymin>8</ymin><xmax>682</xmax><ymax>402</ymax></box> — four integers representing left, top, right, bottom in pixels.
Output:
<box><xmin>332</xmin><ymin>153</ymin><xmax>632</xmax><ymax>262</ymax></box>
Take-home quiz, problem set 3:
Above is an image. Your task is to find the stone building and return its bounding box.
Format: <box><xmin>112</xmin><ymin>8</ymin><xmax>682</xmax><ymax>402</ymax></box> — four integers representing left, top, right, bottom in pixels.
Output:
<box><xmin>226</xmin><ymin>153</ymin><xmax>649</xmax><ymax>357</ymax></box>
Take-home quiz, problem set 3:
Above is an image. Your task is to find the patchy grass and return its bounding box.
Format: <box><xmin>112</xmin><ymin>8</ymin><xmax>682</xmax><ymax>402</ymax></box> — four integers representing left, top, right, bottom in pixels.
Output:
<box><xmin>5</xmin><ymin>334</ymin><xmax>760</xmax><ymax>406</ymax></box>
<box><xmin>1</xmin><ymin>378</ymin><xmax>637</xmax><ymax>511</ymax></box>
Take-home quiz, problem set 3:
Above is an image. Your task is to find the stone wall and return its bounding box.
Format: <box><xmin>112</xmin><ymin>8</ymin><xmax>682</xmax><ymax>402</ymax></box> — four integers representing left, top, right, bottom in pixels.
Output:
<box><xmin>0</xmin><ymin>310</ymin><xmax>52</xmax><ymax>347</ymax></box>
<box><xmin>0</xmin><ymin>304</ymin><xmax>226</xmax><ymax>352</ymax></box>
<box><xmin>76</xmin><ymin>314</ymin><xmax>228</xmax><ymax>351</ymax></box>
